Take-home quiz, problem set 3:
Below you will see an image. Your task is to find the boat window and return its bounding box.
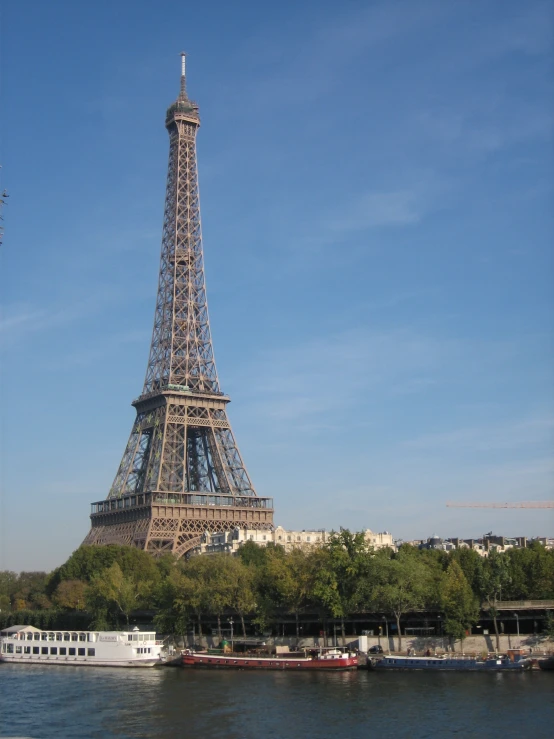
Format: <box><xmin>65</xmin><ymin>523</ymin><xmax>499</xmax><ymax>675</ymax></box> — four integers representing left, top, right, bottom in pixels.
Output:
<box><xmin>56</xmin><ymin>633</ymin><xmax>62</xmax><ymax>641</ymax></box>
<box><xmin>60</xmin><ymin>647</ymin><xmax>66</xmax><ymax>655</ymax></box>
<box><xmin>78</xmin><ymin>648</ymin><xmax>86</xmax><ymax>656</ymax></box>
<box><xmin>24</xmin><ymin>646</ymin><xmax>31</xmax><ymax>654</ymax></box>
<box><xmin>16</xmin><ymin>645</ymin><xmax>22</xmax><ymax>654</ymax></box>
<box><xmin>48</xmin><ymin>632</ymin><xmax>55</xmax><ymax>641</ymax></box>
<box><xmin>27</xmin><ymin>633</ymin><xmax>33</xmax><ymax>641</ymax></box>
<box><xmin>41</xmin><ymin>647</ymin><xmax>48</xmax><ymax>654</ymax></box>
<box><xmin>33</xmin><ymin>646</ymin><xmax>39</xmax><ymax>654</ymax></box>
<box><xmin>5</xmin><ymin>644</ymin><xmax>13</xmax><ymax>654</ymax></box>
<box><xmin>41</xmin><ymin>633</ymin><xmax>48</xmax><ymax>641</ymax></box>
<box><xmin>69</xmin><ymin>648</ymin><xmax>76</xmax><ymax>656</ymax></box>
<box><xmin>50</xmin><ymin>647</ymin><xmax>58</xmax><ymax>655</ymax></box>
<box><xmin>79</xmin><ymin>633</ymin><xmax>86</xmax><ymax>642</ymax></box>
<box><xmin>71</xmin><ymin>633</ymin><xmax>78</xmax><ymax>642</ymax></box>
<box><xmin>88</xmin><ymin>648</ymin><xmax>95</xmax><ymax>657</ymax></box>
<box><xmin>34</xmin><ymin>633</ymin><xmax>40</xmax><ymax>641</ymax></box>
<box><xmin>64</xmin><ymin>633</ymin><xmax>70</xmax><ymax>641</ymax></box>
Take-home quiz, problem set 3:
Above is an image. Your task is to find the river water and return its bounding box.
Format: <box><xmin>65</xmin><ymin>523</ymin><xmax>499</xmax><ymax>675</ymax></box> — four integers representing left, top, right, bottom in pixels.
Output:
<box><xmin>0</xmin><ymin>664</ymin><xmax>552</xmax><ymax>739</ymax></box>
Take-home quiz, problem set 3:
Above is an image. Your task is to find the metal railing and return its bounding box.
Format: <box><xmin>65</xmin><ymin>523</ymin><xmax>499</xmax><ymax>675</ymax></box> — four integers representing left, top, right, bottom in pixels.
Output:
<box><xmin>91</xmin><ymin>491</ymin><xmax>273</xmax><ymax>515</ymax></box>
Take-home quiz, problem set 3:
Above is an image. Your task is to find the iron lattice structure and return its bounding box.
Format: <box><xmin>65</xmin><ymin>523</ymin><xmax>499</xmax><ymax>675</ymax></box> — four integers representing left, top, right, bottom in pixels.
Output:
<box><xmin>84</xmin><ymin>56</ymin><xmax>273</xmax><ymax>557</ymax></box>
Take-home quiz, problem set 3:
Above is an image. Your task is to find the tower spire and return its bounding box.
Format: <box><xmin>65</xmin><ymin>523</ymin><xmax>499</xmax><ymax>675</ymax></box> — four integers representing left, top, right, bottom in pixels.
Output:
<box><xmin>179</xmin><ymin>51</ymin><xmax>187</xmax><ymax>100</ymax></box>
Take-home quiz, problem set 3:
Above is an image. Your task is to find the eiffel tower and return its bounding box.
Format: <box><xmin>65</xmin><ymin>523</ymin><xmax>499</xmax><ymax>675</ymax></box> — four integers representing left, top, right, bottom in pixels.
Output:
<box><xmin>83</xmin><ymin>55</ymin><xmax>274</xmax><ymax>557</ymax></box>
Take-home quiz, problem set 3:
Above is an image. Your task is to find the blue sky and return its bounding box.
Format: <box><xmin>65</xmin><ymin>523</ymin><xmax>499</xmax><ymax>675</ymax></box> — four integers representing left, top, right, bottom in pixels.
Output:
<box><xmin>0</xmin><ymin>0</ymin><xmax>552</xmax><ymax>571</ymax></box>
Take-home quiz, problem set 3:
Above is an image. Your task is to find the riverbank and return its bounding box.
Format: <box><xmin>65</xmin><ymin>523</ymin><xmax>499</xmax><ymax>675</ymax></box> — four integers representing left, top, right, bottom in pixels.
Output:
<box><xmin>179</xmin><ymin>633</ymin><xmax>554</xmax><ymax>655</ymax></box>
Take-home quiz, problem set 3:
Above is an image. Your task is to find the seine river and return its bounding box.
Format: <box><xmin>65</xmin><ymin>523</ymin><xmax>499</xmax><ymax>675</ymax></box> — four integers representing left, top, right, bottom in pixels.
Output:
<box><xmin>0</xmin><ymin>664</ymin><xmax>552</xmax><ymax>738</ymax></box>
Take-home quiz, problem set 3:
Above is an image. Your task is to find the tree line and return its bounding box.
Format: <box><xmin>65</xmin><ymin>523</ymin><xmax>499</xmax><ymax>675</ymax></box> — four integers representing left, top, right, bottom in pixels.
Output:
<box><xmin>1</xmin><ymin>531</ymin><xmax>553</xmax><ymax>650</ymax></box>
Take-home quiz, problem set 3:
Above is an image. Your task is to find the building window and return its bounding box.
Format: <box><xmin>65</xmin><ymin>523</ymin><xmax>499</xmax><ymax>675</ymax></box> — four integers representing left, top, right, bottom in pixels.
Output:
<box><xmin>60</xmin><ymin>647</ymin><xmax>66</xmax><ymax>656</ymax></box>
<box><xmin>307</xmin><ymin>537</ymin><xmax>311</xmax><ymax>542</ymax></box>
<box><xmin>69</xmin><ymin>648</ymin><xmax>76</xmax><ymax>656</ymax></box>
<box><xmin>287</xmin><ymin>536</ymin><xmax>291</xmax><ymax>542</ymax></box>
<box><xmin>87</xmin><ymin>648</ymin><xmax>95</xmax><ymax>657</ymax></box>
<box><xmin>33</xmin><ymin>646</ymin><xmax>40</xmax><ymax>654</ymax></box>
<box><xmin>297</xmin><ymin>537</ymin><xmax>301</xmax><ymax>542</ymax></box>
<box><xmin>263</xmin><ymin>535</ymin><xmax>266</xmax><ymax>540</ymax></box>
<box><xmin>50</xmin><ymin>647</ymin><xmax>58</xmax><ymax>655</ymax></box>
<box><xmin>278</xmin><ymin>536</ymin><xmax>282</xmax><ymax>540</ymax></box>
<box><xmin>78</xmin><ymin>648</ymin><xmax>86</xmax><ymax>656</ymax></box>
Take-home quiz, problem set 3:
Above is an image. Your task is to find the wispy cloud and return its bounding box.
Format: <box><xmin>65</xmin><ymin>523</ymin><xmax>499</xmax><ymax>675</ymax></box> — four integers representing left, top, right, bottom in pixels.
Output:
<box><xmin>328</xmin><ymin>190</ymin><xmax>421</xmax><ymax>230</ymax></box>
<box><xmin>0</xmin><ymin>286</ymin><xmax>129</xmax><ymax>342</ymax></box>
<box><xmin>233</xmin><ymin>0</ymin><xmax>451</xmax><ymax>110</ymax></box>
<box><xmin>404</xmin><ymin>415</ymin><xmax>554</xmax><ymax>453</ymax></box>
<box><xmin>238</xmin><ymin>326</ymin><xmax>518</xmax><ymax>426</ymax></box>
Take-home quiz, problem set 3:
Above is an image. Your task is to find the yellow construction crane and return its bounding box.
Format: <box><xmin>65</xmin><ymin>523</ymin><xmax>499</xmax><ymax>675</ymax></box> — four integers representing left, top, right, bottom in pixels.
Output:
<box><xmin>446</xmin><ymin>501</ymin><xmax>554</xmax><ymax>509</ymax></box>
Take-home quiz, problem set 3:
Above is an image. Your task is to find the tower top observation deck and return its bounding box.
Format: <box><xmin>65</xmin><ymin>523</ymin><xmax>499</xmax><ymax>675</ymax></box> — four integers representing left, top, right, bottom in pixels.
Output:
<box><xmin>166</xmin><ymin>52</ymin><xmax>199</xmax><ymax>127</ymax></box>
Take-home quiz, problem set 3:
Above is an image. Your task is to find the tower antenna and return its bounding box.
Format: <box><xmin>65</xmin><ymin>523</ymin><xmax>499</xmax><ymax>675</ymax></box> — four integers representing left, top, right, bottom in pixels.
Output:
<box><xmin>180</xmin><ymin>51</ymin><xmax>187</xmax><ymax>99</ymax></box>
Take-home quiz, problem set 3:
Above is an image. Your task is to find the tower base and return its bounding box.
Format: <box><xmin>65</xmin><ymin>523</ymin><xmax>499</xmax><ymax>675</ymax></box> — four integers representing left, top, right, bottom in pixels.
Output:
<box><xmin>83</xmin><ymin>492</ymin><xmax>274</xmax><ymax>558</ymax></box>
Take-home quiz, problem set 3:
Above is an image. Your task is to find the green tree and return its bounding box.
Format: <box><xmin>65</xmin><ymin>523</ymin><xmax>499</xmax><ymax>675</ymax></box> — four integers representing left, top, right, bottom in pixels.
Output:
<box><xmin>451</xmin><ymin>548</ymin><xmax>483</xmax><ymax>597</ymax></box>
<box><xmin>264</xmin><ymin>547</ymin><xmax>316</xmax><ymax>645</ymax></box>
<box><xmin>154</xmin><ymin>569</ymin><xmax>192</xmax><ymax>642</ymax></box>
<box><xmin>479</xmin><ymin>550</ymin><xmax>512</xmax><ymax>652</ymax></box>
<box><xmin>52</xmin><ymin>580</ymin><xmax>88</xmax><ymax>611</ymax></box>
<box><xmin>313</xmin><ymin>529</ymin><xmax>373</xmax><ymax>646</ymax></box>
<box><xmin>373</xmin><ymin>549</ymin><xmax>432</xmax><ymax>651</ymax></box>
<box><xmin>224</xmin><ymin>557</ymin><xmax>257</xmax><ymax>638</ymax></box>
<box><xmin>440</xmin><ymin>560</ymin><xmax>479</xmax><ymax>650</ymax></box>
<box><xmin>86</xmin><ymin>562</ymin><xmax>151</xmax><ymax>626</ymax></box>
<box><xmin>180</xmin><ymin>555</ymin><xmax>232</xmax><ymax>639</ymax></box>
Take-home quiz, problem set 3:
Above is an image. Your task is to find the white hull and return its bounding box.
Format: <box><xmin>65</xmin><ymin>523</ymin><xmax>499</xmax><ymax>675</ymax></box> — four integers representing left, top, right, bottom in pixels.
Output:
<box><xmin>0</xmin><ymin>655</ymin><xmax>160</xmax><ymax>668</ymax></box>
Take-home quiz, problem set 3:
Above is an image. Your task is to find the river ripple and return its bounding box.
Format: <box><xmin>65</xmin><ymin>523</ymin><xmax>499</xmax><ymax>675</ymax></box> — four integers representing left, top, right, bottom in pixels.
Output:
<box><xmin>0</xmin><ymin>664</ymin><xmax>552</xmax><ymax>739</ymax></box>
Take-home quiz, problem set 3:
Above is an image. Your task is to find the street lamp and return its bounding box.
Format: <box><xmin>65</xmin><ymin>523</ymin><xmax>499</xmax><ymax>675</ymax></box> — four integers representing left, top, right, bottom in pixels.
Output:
<box><xmin>382</xmin><ymin>616</ymin><xmax>389</xmax><ymax>653</ymax></box>
<box><xmin>228</xmin><ymin>618</ymin><xmax>234</xmax><ymax>653</ymax></box>
<box><xmin>513</xmin><ymin>612</ymin><xmax>519</xmax><ymax>637</ymax></box>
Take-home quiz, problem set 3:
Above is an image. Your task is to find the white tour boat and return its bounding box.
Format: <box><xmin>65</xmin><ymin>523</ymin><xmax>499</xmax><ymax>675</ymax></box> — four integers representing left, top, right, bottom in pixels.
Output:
<box><xmin>0</xmin><ymin>625</ymin><xmax>164</xmax><ymax>667</ymax></box>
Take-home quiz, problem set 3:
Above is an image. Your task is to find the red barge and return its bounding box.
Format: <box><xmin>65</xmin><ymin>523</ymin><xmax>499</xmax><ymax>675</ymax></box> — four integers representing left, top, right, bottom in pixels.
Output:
<box><xmin>182</xmin><ymin>647</ymin><xmax>358</xmax><ymax>671</ymax></box>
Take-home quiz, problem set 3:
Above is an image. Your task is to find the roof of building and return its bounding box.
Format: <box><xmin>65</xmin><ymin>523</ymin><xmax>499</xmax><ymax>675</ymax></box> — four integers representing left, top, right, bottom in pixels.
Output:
<box><xmin>0</xmin><ymin>625</ymin><xmax>41</xmax><ymax>634</ymax></box>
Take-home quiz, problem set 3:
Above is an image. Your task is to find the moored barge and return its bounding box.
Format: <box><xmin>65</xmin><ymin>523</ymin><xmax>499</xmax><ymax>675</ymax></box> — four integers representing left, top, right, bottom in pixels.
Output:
<box><xmin>182</xmin><ymin>647</ymin><xmax>358</xmax><ymax>670</ymax></box>
<box><xmin>369</xmin><ymin>650</ymin><xmax>531</xmax><ymax>671</ymax></box>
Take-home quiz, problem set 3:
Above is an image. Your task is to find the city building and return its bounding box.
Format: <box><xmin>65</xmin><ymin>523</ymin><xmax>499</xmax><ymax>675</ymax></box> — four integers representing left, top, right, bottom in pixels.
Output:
<box><xmin>192</xmin><ymin>526</ymin><xmax>395</xmax><ymax>556</ymax></box>
<box><xmin>364</xmin><ymin>529</ymin><xmax>394</xmax><ymax>549</ymax></box>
